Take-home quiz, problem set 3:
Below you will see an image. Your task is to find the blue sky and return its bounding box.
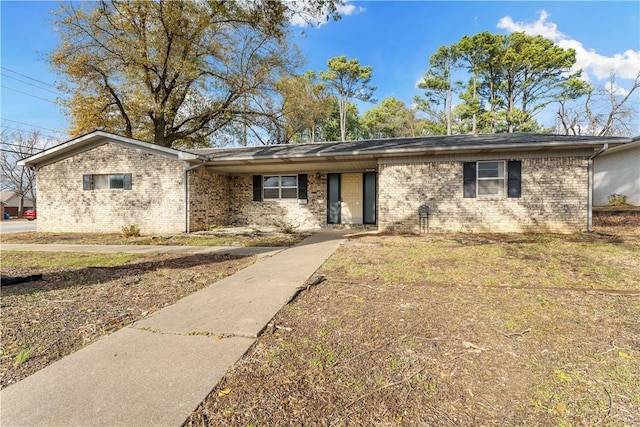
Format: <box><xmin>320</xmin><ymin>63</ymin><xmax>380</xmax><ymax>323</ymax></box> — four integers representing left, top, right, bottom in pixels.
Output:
<box><xmin>1</xmin><ymin>1</ymin><xmax>639</xmax><ymax>143</ymax></box>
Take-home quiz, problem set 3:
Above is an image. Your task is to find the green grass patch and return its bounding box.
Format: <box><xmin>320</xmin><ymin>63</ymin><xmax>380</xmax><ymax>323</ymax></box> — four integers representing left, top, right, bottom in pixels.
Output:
<box><xmin>14</xmin><ymin>347</ymin><xmax>35</xmax><ymax>365</ymax></box>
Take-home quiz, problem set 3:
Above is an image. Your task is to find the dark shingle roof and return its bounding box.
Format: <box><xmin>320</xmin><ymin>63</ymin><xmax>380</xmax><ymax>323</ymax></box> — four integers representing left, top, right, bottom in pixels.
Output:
<box><xmin>190</xmin><ymin>133</ymin><xmax>631</xmax><ymax>161</ymax></box>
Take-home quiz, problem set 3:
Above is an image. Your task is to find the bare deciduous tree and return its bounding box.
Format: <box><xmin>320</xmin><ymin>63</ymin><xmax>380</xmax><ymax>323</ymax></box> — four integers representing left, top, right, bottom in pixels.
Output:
<box><xmin>557</xmin><ymin>71</ymin><xmax>640</xmax><ymax>136</ymax></box>
<box><xmin>0</xmin><ymin>129</ymin><xmax>51</xmax><ymax>217</ymax></box>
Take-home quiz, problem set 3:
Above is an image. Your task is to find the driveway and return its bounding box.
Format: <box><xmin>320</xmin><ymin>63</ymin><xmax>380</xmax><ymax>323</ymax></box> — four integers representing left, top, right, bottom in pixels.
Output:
<box><xmin>0</xmin><ymin>220</ymin><xmax>36</xmax><ymax>234</ymax></box>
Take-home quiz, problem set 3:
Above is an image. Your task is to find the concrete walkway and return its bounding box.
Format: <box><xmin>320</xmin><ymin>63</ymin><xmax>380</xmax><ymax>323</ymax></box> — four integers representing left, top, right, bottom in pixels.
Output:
<box><xmin>0</xmin><ymin>231</ymin><xmax>348</xmax><ymax>427</ymax></box>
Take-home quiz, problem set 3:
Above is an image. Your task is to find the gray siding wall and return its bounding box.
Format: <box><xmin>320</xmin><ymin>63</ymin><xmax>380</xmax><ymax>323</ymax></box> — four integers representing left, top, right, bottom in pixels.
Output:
<box><xmin>594</xmin><ymin>146</ymin><xmax>640</xmax><ymax>206</ymax></box>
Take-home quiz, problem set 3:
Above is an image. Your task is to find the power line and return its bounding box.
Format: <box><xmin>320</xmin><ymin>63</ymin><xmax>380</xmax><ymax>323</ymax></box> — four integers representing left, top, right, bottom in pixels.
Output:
<box><xmin>1</xmin><ymin>118</ymin><xmax>67</xmax><ymax>135</ymax></box>
<box><xmin>1</xmin><ymin>74</ymin><xmax>63</xmax><ymax>96</ymax></box>
<box><xmin>0</xmin><ymin>66</ymin><xmax>57</xmax><ymax>89</ymax></box>
<box><xmin>0</xmin><ymin>86</ymin><xmax>57</xmax><ymax>104</ymax></box>
<box><xmin>0</xmin><ymin>145</ymin><xmax>45</xmax><ymax>154</ymax></box>
<box><xmin>0</xmin><ymin>124</ymin><xmax>61</xmax><ymax>141</ymax></box>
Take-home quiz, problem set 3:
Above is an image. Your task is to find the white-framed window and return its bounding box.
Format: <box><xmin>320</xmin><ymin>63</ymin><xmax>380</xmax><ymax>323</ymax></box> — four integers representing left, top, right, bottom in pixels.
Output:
<box><xmin>263</xmin><ymin>175</ymin><xmax>298</xmax><ymax>200</ymax></box>
<box><xmin>476</xmin><ymin>161</ymin><xmax>505</xmax><ymax>196</ymax></box>
<box><xmin>83</xmin><ymin>174</ymin><xmax>131</xmax><ymax>190</ymax></box>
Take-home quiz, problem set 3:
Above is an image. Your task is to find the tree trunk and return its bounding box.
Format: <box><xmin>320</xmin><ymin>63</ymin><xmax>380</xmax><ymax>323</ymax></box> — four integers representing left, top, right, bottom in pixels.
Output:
<box><xmin>18</xmin><ymin>195</ymin><xmax>24</xmax><ymax>219</ymax></box>
<box><xmin>339</xmin><ymin>97</ymin><xmax>347</xmax><ymax>141</ymax></box>
<box><xmin>153</xmin><ymin>117</ymin><xmax>168</xmax><ymax>147</ymax></box>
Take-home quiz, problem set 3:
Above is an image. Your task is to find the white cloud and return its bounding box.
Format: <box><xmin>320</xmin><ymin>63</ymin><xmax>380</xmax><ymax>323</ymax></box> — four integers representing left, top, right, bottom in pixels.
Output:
<box><xmin>497</xmin><ymin>10</ymin><xmax>640</xmax><ymax>82</ymax></box>
<box><xmin>289</xmin><ymin>1</ymin><xmax>364</xmax><ymax>28</ymax></box>
<box><xmin>336</xmin><ymin>2</ymin><xmax>363</xmax><ymax>16</ymax></box>
<box><xmin>497</xmin><ymin>10</ymin><xmax>564</xmax><ymax>42</ymax></box>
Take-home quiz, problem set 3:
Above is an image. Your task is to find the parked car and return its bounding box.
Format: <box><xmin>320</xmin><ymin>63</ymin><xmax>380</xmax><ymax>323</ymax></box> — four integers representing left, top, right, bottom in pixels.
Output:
<box><xmin>23</xmin><ymin>208</ymin><xmax>37</xmax><ymax>220</ymax></box>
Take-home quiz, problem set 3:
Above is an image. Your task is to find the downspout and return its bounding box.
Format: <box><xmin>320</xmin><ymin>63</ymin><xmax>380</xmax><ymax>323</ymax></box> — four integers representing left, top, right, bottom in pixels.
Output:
<box><xmin>587</xmin><ymin>143</ymin><xmax>608</xmax><ymax>232</ymax></box>
<box><xmin>184</xmin><ymin>160</ymin><xmax>206</xmax><ymax>233</ymax></box>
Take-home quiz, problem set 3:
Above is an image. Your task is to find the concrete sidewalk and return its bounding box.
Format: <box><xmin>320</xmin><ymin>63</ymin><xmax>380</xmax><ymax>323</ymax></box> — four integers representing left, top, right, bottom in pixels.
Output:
<box><xmin>0</xmin><ymin>231</ymin><xmax>348</xmax><ymax>427</ymax></box>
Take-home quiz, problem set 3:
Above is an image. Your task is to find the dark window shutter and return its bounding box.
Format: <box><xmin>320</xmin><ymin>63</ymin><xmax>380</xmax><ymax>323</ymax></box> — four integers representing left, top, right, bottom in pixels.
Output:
<box><xmin>463</xmin><ymin>162</ymin><xmax>476</xmax><ymax>198</ymax></box>
<box><xmin>252</xmin><ymin>175</ymin><xmax>263</xmax><ymax>201</ymax></box>
<box><xmin>508</xmin><ymin>161</ymin><xmax>522</xmax><ymax>198</ymax></box>
<box><xmin>363</xmin><ymin>172</ymin><xmax>376</xmax><ymax>224</ymax></box>
<box><xmin>327</xmin><ymin>173</ymin><xmax>341</xmax><ymax>224</ymax></box>
<box><xmin>83</xmin><ymin>174</ymin><xmax>92</xmax><ymax>190</ymax></box>
<box><xmin>123</xmin><ymin>173</ymin><xmax>132</xmax><ymax>190</ymax></box>
<box><xmin>297</xmin><ymin>174</ymin><xmax>308</xmax><ymax>199</ymax></box>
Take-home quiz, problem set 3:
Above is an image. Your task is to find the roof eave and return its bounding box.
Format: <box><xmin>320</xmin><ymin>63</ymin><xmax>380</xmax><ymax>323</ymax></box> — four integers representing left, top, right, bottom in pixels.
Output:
<box><xmin>18</xmin><ymin>130</ymin><xmax>204</xmax><ymax>168</ymax></box>
<box><xmin>203</xmin><ymin>139</ymin><xmax>624</xmax><ymax>165</ymax></box>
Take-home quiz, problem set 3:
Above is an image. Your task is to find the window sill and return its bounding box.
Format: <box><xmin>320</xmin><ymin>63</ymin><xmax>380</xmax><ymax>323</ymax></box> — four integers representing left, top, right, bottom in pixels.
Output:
<box><xmin>476</xmin><ymin>195</ymin><xmax>506</xmax><ymax>201</ymax></box>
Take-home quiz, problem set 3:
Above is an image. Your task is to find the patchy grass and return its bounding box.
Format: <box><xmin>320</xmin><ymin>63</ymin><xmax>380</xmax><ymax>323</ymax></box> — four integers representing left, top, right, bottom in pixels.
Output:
<box><xmin>322</xmin><ymin>234</ymin><xmax>640</xmax><ymax>291</ymax></box>
<box><xmin>1</xmin><ymin>251</ymin><xmax>148</xmax><ymax>268</ymax></box>
<box><xmin>0</xmin><ymin>251</ymin><xmax>256</xmax><ymax>388</ymax></box>
<box><xmin>0</xmin><ymin>230</ymin><xmax>309</xmax><ymax>247</ymax></box>
<box><xmin>186</xmin><ymin>233</ymin><xmax>640</xmax><ymax>427</ymax></box>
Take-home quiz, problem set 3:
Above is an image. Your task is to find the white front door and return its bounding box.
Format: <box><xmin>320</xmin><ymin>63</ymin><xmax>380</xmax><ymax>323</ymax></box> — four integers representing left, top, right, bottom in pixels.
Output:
<box><xmin>340</xmin><ymin>173</ymin><xmax>363</xmax><ymax>224</ymax></box>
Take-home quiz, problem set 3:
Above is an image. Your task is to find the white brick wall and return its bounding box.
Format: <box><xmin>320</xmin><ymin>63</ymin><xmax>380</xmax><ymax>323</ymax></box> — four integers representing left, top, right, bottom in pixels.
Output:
<box><xmin>37</xmin><ymin>143</ymin><xmax>186</xmax><ymax>234</ymax></box>
<box><xmin>378</xmin><ymin>156</ymin><xmax>589</xmax><ymax>233</ymax></box>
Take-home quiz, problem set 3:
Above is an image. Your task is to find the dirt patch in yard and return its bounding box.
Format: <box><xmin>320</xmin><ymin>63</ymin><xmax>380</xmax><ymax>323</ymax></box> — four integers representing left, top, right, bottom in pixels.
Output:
<box><xmin>186</xmin><ymin>231</ymin><xmax>639</xmax><ymax>426</ymax></box>
<box><xmin>1</xmin><ymin>228</ymin><xmax>309</xmax><ymax>247</ymax></box>
<box><xmin>593</xmin><ymin>214</ymin><xmax>640</xmax><ymax>240</ymax></box>
<box><xmin>0</xmin><ymin>252</ymin><xmax>255</xmax><ymax>388</ymax></box>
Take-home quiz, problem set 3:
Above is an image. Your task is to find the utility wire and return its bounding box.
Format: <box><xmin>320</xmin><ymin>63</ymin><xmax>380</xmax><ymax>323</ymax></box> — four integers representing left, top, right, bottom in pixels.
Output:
<box><xmin>1</xmin><ymin>118</ymin><xmax>67</xmax><ymax>135</ymax></box>
<box><xmin>0</xmin><ymin>66</ymin><xmax>58</xmax><ymax>89</ymax></box>
<box><xmin>0</xmin><ymin>124</ymin><xmax>60</xmax><ymax>141</ymax></box>
<box><xmin>0</xmin><ymin>139</ymin><xmax>53</xmax><ymax>151</ymax></box>
<box><xmin>0</xmin><ymin>86</ymin><xmax>57</xmax><ymax>104</ymax></box>
<box><xmin>1</xmin><ymin>74</ymin><xmax>63</xmax><ymax>96</ymax></box>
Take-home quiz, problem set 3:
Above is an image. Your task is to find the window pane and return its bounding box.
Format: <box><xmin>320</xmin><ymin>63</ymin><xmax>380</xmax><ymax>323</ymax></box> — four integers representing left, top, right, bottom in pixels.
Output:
<box><xmin>109</xmin><ymin>174</ymin><xmax>124</xmax><ymax>189</ymax></box>
<box><xmin>263</xmin><ymin>176</ymin><xmax>280</xmax><ymax>188</ymax></box>
<box><xmin>281</xmin><ymin>188</ymin><xmax>297</xmax><ymax>199</ymax></box>
<box><xmin>478</xmin><ymin>162</ymin><xmax>500</xmax><ymax>178</ymax></box>
<box><xmin>264</xmin><ymin>188</ymin><xmax>279</xmax><ymax>199</ymax></box>
<box><xmin>478</xmin><ymin>179</ymin><xmax>503</xmax><ymax>195</ymax></box>
<box><xmin>478</xmin><ymin>162</ymin><xmax>503</xmax><ymax>178</ymax></box>
<box><xmin>93</xmin><ymin>175</ymin><xmax>109</xmax><ymax>189</ymax></box>
<box><xmin>281</xmin><ymin>176</ymin><xmax>297</xmax><ymax>187</ymax></box>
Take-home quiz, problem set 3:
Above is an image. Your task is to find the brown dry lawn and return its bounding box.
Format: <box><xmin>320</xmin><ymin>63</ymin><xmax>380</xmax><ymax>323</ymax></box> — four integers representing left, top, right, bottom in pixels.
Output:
<box><xmin>0</xmin><ymin>252</ymin><xmax>256</xmax><ymax>387</ymax></box>
<box><xmin>1</xmin><ymin>217</ymin><xmax>638</xmax><ymax>426</ymax></box>
<box><xmin>186</xmin><ymin>219</ymin><xmax>640</xmax><ymax>427</ymax></box>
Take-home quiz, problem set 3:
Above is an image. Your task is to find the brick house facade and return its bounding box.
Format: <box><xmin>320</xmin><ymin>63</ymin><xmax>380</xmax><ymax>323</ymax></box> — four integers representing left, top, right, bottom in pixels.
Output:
<box><xmin>19</xmin><ymin>131</ymin><xmax>633</xmax><ymax>234</ymax></box>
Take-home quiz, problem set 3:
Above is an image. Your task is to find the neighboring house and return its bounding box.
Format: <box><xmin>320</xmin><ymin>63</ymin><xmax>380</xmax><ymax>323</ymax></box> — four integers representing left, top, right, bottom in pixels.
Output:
<box><xmin>0</xmin><ymin>191</ymin><xmax>35</xmax><ymax>217</ymax></box>
<box><xmin>593</xmin><ymin>137</ymin><xmax>640</xmax><ymax>206</ymax></box>
<box><xmin>18</xmin><ymin>130</ymin><xmax>634</xmax><ymax>234</ymax></box>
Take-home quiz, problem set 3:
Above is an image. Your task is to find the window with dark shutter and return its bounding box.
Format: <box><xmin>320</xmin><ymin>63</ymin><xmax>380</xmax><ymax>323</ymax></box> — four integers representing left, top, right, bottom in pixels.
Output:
<box><xmin>507</xmin><ymin>161</ymin><xmax>521</xmax><ymax>198</ymax></box>
<box><xmin>252</xmin><ymin>175</ymin><xmax>263</xmax><ymax>201</ymax></box>
<box><xmin>297</xmin><ymin>174</ymin><xmax>308</xmax><ymax>200</ymax></box>
<box><xmin>463</xmin><ymin>162</ymin><xmax>476</xmax><ymax>198</ymax></box>
<box><xmin>83</xmin><ymin>174</ymin><xmax>92</xmax><ymax>190</ymax></box>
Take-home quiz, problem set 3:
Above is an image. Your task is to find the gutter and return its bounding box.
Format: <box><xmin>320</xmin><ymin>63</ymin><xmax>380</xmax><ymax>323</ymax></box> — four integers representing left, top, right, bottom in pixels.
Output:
<box><xmin>587</xmin><ymin>143</ymin><xmax>608</xmax><ymax>232</ymax></box>
<box><xmin>184</xmin><ymin>160</ymin><xmax>206</xmax><ymax>233</ymax></box>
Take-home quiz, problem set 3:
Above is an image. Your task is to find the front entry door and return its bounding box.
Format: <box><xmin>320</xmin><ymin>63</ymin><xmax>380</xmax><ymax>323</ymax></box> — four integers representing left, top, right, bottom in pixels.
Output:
<box><xmin>340</xmin><ymin>173</ymin><xmax>363</xmax><ymax>224</ymax></box>
<box><xmin>327</xmin><ymin>172</ymin><xmax>376</xmax><ymax>225</ymax></box>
